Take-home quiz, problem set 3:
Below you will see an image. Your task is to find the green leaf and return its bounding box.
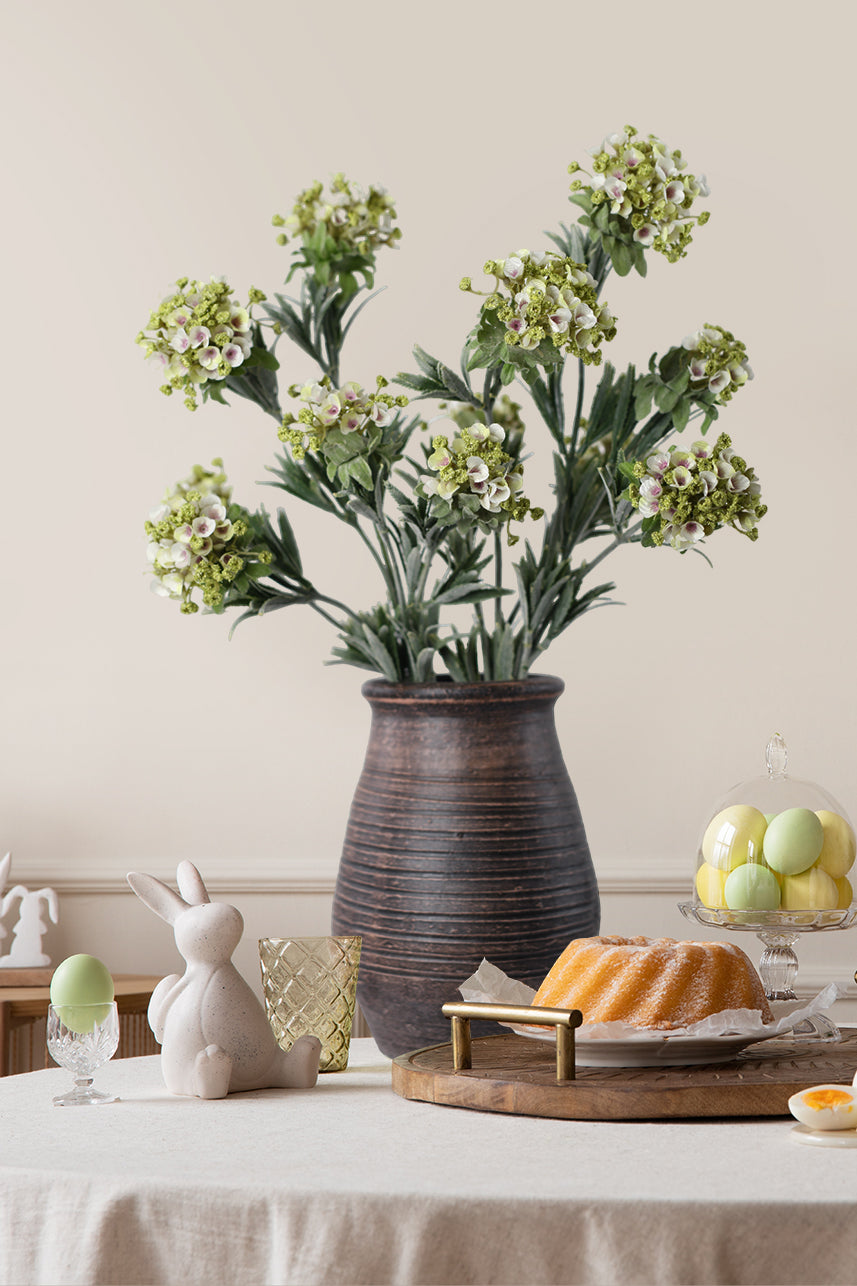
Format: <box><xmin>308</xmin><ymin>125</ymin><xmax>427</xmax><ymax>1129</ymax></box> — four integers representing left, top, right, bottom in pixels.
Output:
<box><xmin>466</xmin><ymin>340</ymin><xmax>506</xmax><ymax>372</ymax></box>
<box><xmin>654</xmin><ymin>383</ymin><xmax>681</xmax><ymax>413</ymax></box>
<box><xmin>334</xmin><ymin>455</ymin><xmax>373</xmax><ymax>491</ymax></box>
<box><xmin>437</xmin><ymin>643</ymin><xmax>468</xmax><ymax>682</ymax></box>
<box><xmin>609</xmin><ymin>239</ymin><xmax>633</xmax><ymax>276</ymax></box>
<box><xmin>244</xmin><ymin>346</ymin><xmax>279</xmax><ymax>372</ymax></box>
<box><xmin>358</xmin><ymin>623</ymin><xmax>399</xmax><ymax>680</ymax></box>
<box><xmin>672</xmin><ymin>398</ymin><xmax>691</xmax><ymax>432</ymax></box>
<box><xmin>634</xmin><ymin>384</ymin><xmax>654</xmax><ymax>420</ymax></box>
<box><xmin>568</xmin><ymin>192</ymin><xmax>593</xmax><ymax>218</ymax></box>
<box><xmin>275</xmin><ymin>508</ymin><xmax>303</xmax><ymax>576</ymax></box>
<box><xmin>491</xmin><ymin>624</ymin><xmax>515</xmax><ymax>681</ymax></box>
<box><xmin>404</xmin><ymin>545</ymin><xmax>424</xmax><ymax>595</ymax></box>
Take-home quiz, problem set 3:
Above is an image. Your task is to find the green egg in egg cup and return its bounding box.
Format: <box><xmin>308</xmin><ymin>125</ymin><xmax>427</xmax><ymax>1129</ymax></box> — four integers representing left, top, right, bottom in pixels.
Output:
<box><xmin>679</xmin><ymin>734</ymin><xmax>857</xmax><ymax>1041</ymax></box>
<box><xmin>47</xmin><ymin>955</ymin><xmax>120</xmax><ymax>1105</ymax></box>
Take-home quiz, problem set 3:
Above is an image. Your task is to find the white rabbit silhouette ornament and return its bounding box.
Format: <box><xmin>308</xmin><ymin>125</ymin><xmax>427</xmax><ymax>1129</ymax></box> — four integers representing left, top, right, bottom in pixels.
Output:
<box><xmin>127</xmin><ymin>861</ymin><xmax>321</xmax><ymax>1099</ymax></box>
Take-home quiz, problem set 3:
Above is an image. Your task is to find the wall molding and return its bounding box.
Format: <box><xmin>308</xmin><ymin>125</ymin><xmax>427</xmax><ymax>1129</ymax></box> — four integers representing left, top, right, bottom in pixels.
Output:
<box><xmin>5</xmin><ymin>854</ymin><xmax>688</xmax><ymax>896</ymax></box>
<box><xmin>3</xmin><ymin>855</ymin><xmax>340</xmax><ymax>895</ymax></box>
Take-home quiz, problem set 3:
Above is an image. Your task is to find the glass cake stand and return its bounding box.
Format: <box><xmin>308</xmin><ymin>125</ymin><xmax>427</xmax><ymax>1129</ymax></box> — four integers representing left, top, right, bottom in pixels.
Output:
<box><xmin>678</xmin><ymin>735</ymin><xmax>857</xmax><ymax>1040</ymax></box>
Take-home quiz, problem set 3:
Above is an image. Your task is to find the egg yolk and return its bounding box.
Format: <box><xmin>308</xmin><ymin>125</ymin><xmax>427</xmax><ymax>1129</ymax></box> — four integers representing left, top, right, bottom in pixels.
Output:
<box><xmin>803</xmin><ymin>1089</ymin><xmax>854</xmax><ymax>1110</ymax></box>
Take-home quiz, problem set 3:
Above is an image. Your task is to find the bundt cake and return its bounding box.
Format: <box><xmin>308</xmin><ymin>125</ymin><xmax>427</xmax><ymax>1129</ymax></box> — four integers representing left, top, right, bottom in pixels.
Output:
<box><xmin>532</xmin><ymin>935</ymin><xmax>773</xmax><ymax>1030</ymax></box>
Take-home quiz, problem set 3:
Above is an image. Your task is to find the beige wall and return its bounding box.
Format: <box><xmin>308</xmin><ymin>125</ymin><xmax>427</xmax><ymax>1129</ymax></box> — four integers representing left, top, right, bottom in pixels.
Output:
<box><xmin>2</xmin><ymin>1</ymin><xmax>856</xmax><ymax>1019</ymax></box>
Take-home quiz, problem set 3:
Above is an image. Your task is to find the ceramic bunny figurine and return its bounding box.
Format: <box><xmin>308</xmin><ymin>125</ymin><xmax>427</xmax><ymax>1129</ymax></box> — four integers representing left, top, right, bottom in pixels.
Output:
<box><xmin>126</xmin><ymin>861</ymin><xmax>321</xmax><ymax>1099</ymax></box>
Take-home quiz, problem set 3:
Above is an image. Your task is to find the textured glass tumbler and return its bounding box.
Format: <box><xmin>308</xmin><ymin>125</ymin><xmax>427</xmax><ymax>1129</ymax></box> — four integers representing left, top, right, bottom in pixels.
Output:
<box><xmin>259</xmin><ymin>936</ymin><xmax>362</xmax><ymax>1072</ymax></box>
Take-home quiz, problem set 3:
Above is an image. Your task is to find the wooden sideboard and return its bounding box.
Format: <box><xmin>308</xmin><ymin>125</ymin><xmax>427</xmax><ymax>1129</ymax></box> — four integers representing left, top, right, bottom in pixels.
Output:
<box><xmin>0</xmin><ymin>974</ymin><xmax>162</xmax><ymax>1076</ymax></box>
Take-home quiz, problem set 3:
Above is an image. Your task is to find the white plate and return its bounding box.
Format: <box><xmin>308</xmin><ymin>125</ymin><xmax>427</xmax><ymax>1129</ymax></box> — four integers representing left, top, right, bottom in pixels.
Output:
<box><xmin>790</xmin><ymin>1124</ymin><xmax>857</xmax><ymax>1148</ymax></box>
<box><xmin>572</xmin><ymin>1032</ymin><xmax>776</xmax><ymax>1067</ymax></box>
<box><xmin>508</xmin><ymin>1025</ymin><xmax>787</xmax><ymax>1067</ymax></box>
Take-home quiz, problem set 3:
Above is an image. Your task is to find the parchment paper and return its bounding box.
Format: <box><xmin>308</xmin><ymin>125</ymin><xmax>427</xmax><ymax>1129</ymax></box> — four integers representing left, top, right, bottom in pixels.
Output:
<box><xmin>459</xmin><ymin>958</ymin><xmax>844</xmax><ymax>1041</ymax></box>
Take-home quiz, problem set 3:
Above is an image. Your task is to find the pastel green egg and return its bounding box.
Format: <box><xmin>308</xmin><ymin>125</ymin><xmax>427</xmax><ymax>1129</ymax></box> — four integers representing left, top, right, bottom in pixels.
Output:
<box><xmin>815</xmin><ymin>811</ymin><xmax>857</xmax><ymax>879</ymax></box>
<box><xmin>50</xmin><ymin>954</ymin><xmax>115</xmax><ymax>1034</ymax></box>
<box><xmin>724</xmin><ymin>863</ymin><xmax>781</xmax><ymax>911</ymax></box>
<box><xmin>695</xmin><ymin>862</ymin><xmax>727</xmax><ymax>908</ymax></box>
<box><xmin>780</xmin><ymin>866</ymin><xmax>839</xmax><ymax>910</ymax></box>
<box><xmin>762</xmin><ymin>808</ymin><xmax>824</xmax><ymax>875</ymax></box>
<box><xmin>701</xmin><ymin>805</ymin><xmax>767</xmax><ymax>872</ymax></box>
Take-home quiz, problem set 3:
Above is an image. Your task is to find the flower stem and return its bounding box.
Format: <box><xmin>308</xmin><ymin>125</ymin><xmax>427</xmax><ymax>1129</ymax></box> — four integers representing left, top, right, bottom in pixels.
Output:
<box><xmin>569</xmin><ymin>359</ymin><xmax>585</xmax><ymax>457</ymax></box>
<box><xmin>493</xmin><ymin>528</ymin><xmax>504</xmax><ymax>630</ymax></box>
<box><xmin>583</xmin><ymin>518</ymin><xmax>645</xmax><ymax>575</ymax></box>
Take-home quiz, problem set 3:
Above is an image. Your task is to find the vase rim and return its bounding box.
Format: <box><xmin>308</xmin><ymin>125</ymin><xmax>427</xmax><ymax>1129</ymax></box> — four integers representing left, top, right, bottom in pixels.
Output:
<box><xmin>360</xmin><ymin>673</ymin><xmax>565</xmax><ymax>704</ymax></box>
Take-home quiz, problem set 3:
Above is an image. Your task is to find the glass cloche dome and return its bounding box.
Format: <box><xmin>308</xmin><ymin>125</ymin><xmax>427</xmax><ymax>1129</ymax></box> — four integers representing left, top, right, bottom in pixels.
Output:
<box><xmin>679</xmin><ymin>734</ymin><xmax>856</xmax><ymax>1036</ymax></box>
<box><xmin>690</xmin><ymin>733</ymin><xmax>854</xmax><ymax>923</ymax></box>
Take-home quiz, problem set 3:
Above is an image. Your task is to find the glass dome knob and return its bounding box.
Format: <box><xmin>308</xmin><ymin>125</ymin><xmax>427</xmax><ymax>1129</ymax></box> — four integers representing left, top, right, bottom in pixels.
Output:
<box><xmin>765</xmin><ymin>733</ymin><xmax>788</xmax><ymax>780</ymax></box>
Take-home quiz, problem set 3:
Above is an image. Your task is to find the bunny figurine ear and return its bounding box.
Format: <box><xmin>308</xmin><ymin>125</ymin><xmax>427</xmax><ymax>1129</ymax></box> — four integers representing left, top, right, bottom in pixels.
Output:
<box><xmin>127</xmin><ymin>871</ymin><xmax>189</xmax><ymax>925</ymax></box>
<box><xmin>176</xmin><ymin>861</ymin><xmax>211</xmax><ymax>907</ymax></box>
<box><xmin>0</xmin><ymin>852</ymin><xmax>10</xmax><ymax>893</ymax></box>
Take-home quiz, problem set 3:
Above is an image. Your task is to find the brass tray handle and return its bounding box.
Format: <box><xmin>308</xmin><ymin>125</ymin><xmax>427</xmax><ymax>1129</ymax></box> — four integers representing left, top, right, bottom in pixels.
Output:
<box><xmin>441</xmin><ymin>1002</ymin><xmax>583</xmax><ymax>1083</ymax></box>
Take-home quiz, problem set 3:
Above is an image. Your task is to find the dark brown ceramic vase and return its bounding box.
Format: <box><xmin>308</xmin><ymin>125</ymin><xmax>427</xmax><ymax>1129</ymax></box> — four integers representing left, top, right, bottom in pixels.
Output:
<box><xmin>331</xmin><ymin>675</ymin><xmax>600</xmax><ymax>1056</ymax></box>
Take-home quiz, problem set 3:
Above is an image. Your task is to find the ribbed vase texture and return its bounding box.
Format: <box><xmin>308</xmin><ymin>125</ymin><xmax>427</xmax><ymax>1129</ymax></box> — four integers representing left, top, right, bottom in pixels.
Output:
<box><xmin>331</xmin><ymin>676</ymin><xmax>600</xmax><ymax>1056</ymax></box>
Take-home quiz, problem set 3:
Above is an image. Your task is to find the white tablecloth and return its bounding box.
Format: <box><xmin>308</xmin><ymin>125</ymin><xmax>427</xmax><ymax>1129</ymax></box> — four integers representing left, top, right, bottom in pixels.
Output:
<box><xmin>1</xmin><ymin>1037</ymin><xmax>856</xmax><ymax>1286</ymax></box>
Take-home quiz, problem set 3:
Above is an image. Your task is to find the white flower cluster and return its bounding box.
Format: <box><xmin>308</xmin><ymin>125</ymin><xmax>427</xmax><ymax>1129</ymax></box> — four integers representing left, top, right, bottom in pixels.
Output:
<box><xmin>421</xmin><ymin>422</ymin><xmax>524</xmax><ymax>514</ymax></box>
<box><xmin>574</xmin><ymin>126</ymin><xmax>710</xmax><ymax>262</ymax></box>
<box><xmin>279</xmin><ymin>378</ymin><xmax>404</xmax><ymax>458</ymax></box>
<box><xmin>630</xmin><ymin>435</ymin><xmax>765</xmax><ymax>551</ymax></box>
<box><xmin>145</xmin><ymin>465</ymin><xmax>244</xmax><ymax>612</ymax></box>
<box><xmin>137</xmin><ymin>278</ymin><xmax>256</xmax><ymax>410</ymax></box>
<box><xmin>275</xmin><ymin>174</ymin><xmax>400</xmax><ymax>257</ymax></box>
<box><xmin>471</xmin><ymin>250</ymin><xmax>617</xmax><ymax>365</ymax></box>
<box><xmin>682</xmin><ymin>326</ymin><xmax>753</xmax><ymax>402</ymax></box>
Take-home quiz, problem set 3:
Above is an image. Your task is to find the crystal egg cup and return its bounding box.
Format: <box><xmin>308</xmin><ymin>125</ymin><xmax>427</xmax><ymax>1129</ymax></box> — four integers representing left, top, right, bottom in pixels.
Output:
<box><xmin>679</xmin><ymin>735</ymin><xmax>857</xmax><ymax>1039</ymax></box>
<box><xmin>46</xmin><ymin>1001</ymin><xmax>120</xmax><ymax>1106</ymax></box>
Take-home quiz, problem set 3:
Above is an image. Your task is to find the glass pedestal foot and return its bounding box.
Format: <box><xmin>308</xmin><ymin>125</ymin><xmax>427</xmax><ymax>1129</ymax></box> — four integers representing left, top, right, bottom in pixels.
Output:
<box><xmin>757</xmin><ymin>930</ymin><xmax>840</xmax><ymax>1041</ymax></box>
<box><xmin>53</xmin><ymin>1076</ymin><xmax>118</xmax><ymax>1107</ymax></box>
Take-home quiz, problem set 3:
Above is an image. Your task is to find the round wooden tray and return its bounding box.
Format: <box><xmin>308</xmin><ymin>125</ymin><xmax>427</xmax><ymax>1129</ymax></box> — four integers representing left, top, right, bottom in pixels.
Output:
<box><xmin>392</xmin><ymin>1030</ymin><xmax>857</xmax><ymax>1120</ymax></box>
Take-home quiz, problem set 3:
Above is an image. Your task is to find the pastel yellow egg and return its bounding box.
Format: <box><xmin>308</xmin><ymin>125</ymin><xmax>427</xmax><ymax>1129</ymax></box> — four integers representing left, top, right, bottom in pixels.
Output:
<box><xmin>815</xmin><ymin>811</ymin><xmax>857</xmax><ymax>879</ymax></box>
<box><xmin>701</xmin><ymin>805</ymin><xmax>767</xmax><ymax>872</ymax></box>
<box><xmin>695</xmin><ymin>862</ymin><xmax>728</xmax><ymax>908</ymax></box>
<box><xmin>780</xmin><ymin>866</ymin><xmax>839</xmax><ymax>911</ymax></box>
<box><xmin>834</xmin><ymin>876</ymin><xmax>853</xmax><ymax>910</ymax></box>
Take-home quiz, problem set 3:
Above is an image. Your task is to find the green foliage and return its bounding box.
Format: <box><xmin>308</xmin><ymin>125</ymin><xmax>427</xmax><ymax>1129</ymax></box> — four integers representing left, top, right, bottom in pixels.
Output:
<box><xmin>569</xmin><ymin>193</ymin><xmax>648</xmax><ymax>278</ymax></box>
<box><xmin>395</xmin><ymin>345</ymin><xmax>478</xmax><ymax>407</ymax></box>
<box><xmin>143</xmin><ymin>143</ymin><xmax>761</xmax><ymax>681</ymax></box>
<box><xmin>204</xmin><ymin>325</ymin><xmax>282</xmax><ymax>418</ymax></box>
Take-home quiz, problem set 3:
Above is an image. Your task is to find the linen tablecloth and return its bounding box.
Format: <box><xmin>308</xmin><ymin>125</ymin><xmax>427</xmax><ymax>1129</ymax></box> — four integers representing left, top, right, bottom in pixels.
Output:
<box><xmin>0</xmin><ymin>1037</ymin><xmax>855</xmax><ymax>1286</ymax></box>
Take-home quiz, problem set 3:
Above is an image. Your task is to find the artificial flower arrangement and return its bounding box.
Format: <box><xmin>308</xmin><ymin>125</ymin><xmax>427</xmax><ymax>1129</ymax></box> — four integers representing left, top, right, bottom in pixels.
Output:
<box><xmin>138</xmin><ymin>126</ymin><xmax>766</xmax><ymax>682</ymax></box>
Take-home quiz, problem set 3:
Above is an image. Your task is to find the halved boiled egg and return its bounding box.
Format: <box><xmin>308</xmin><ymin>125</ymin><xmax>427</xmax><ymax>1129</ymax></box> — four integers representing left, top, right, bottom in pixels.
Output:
<box><xmin>788</xmin><ymin>1084</ymin><xmax>857</xmax><ymax>1131</ymax></box>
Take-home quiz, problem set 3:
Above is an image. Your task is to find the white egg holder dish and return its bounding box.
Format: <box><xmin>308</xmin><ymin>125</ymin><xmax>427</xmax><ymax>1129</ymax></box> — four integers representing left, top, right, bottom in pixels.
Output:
<box><xmin>678</xmin><ymin>735</ymin><xmax>857</xmax><ymax>1041</ymax></box>
<box><xmin>790</xmin><ymin>1125</ymin><xmax>857</xmax><ymax>1148</ymax></box>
